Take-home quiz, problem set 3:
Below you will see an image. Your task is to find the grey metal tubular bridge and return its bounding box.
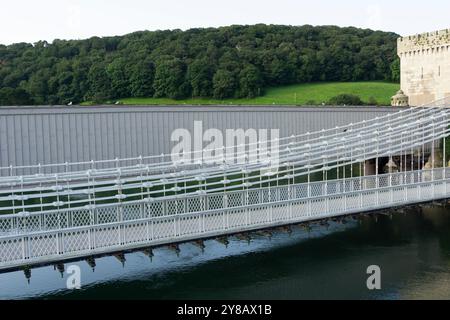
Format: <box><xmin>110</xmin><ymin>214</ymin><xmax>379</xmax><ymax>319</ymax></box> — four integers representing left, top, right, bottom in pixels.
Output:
<box><xmin>1</xmin><ymin>99</ymin><xmax>450</xmax><ymax>272</ymax></box>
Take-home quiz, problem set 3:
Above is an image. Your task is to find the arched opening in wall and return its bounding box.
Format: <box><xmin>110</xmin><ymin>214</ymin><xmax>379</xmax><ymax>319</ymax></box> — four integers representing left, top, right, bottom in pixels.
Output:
<box><xmin>439</xmin><ymin>66</ymin><xmax>441</xmax><ymax>77</ymax></box>
<box><xmin>421</xmin><ymin>67</ymin><xmax>424</xmax><ymax>79</ymax></box>
<box><xmin>378</xmin><ymin>157</ymin><xmax>390</xmax><ymax>174</ymax></box>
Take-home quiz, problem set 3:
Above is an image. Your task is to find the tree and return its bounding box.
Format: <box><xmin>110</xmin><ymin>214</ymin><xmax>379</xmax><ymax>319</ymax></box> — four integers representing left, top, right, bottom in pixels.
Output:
<box><xmin>129</xmin><ymin>59</ymin><xmax>155</xmax><ymax>97</ymax></box>
<box><xmin>87</xmin><ymin>63</ymin><xmax>112</xmax><ymax>103</ymax></box>
<box><xmin>239</xmin><ymin>64</ymin><xmax>263</xmax><ymax>98</ymax></box>
<box><xmin>390</xmin><ymin>58</ymin><xmax>400</xmax><ymax>83</ymax></box>
<box><xmin>0</xmin><ymin>87</ymin><xmax>33</xmax><ymax>105</ymax></box>
<box><xmin>153</xmin><ymin>58</ymin><xmax>189</xmax><ymax>99</ymax></box>
<box><xmin>0</xmin><ymin>24</ymin><xmax>399</xmax><ymax>105</ymax></box>
<box><xmin>71</xmin><ymin>59</ymin><xmax>90</xmax><ymax>103</ymax></box>
<box><xmin>269</xmin><ymin>58</ymin><xmax>295</xmax><ymax>85</ymax></box>
<box><xmin>213</xmin><ymin>69</ymin><xmax>237</xmax><ymax>99</ymax></box>
<box><xmin>107</xmin><ymin>58</ymin><xmax>131</xmax><ymax>99</ymax></box>
<box><xmin>328</xmin><ymin>94</ymin><xmax>364</xmax><ymax>106</ymax></box>
<box><xmin>26</xmin><ymin>69</ymin><xmax>51</xmax><ymax>104</ymax></box>
<box><xmin>187</xmin><ymin>58</ymin><xmax>214</xmax><ymax>97</ymax></box>
<box><xmin>55</xmin><ymin>71</ymin><xmax>75</xmax><ymax>104</ymax></box>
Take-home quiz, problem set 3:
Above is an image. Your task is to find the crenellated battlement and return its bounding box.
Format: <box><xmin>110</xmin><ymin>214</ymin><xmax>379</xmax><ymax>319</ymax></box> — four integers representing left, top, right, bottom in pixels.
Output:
<box><xmin>398</xmin><ymin>29</ymin><xmax>450</xmax><ymax>55</ymax></box>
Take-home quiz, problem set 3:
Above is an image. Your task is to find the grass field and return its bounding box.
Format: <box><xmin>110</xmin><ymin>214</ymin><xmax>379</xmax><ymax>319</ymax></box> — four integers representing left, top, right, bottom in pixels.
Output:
<box><xmin>89</xmin><ymin>81</ymin><xmax>399</xmax><ymax>106</ymax></box>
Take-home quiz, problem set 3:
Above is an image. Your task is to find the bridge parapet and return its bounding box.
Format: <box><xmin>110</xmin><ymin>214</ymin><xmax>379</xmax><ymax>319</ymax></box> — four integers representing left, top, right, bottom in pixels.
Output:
<box><xmin>0</xmin><ymin>167</ymin><xmax>449</xmax><ymax>272</ymax></box>
<box><xmin>0</xmin><ymin>102</ymin><xmax>449</xmax><ymax>272</ymax></box>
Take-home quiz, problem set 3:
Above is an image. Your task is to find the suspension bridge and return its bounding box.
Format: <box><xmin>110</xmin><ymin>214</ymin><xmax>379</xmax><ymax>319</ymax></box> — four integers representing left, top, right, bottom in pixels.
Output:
<box><xmin>1</xmin><ymin>99</ymin><xmax>450</xmax><ymax>276</ymax></box>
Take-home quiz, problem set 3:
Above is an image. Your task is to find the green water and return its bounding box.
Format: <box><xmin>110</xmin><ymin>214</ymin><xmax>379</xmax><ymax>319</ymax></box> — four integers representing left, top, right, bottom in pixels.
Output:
<box><xmin>1</xmin><ymin>206</ymin><xmax>450</xmax><ymax>300</ymax></box>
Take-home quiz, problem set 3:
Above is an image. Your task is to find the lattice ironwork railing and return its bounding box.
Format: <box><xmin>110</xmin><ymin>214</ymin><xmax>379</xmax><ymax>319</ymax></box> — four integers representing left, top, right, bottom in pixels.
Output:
<box><xmin>0</xmin><ymin>167</ymin><xmax>449</xmax><ymax>270</ymax></box>
<box><xmin>0</xmin><ymin>167</ymin><xmax>443</xmax><ymax>237</ymax></box>
<box><xmin>0</xmin><ymin>105</ymin><xmax>448</xmax><ymax>217</ymax></box>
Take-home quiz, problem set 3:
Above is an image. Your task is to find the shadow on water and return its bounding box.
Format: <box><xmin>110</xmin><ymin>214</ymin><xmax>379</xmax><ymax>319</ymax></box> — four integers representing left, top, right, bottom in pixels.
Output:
<box><xmin>1</xmin><ymin>207</ymin><xmax>450</xmax><ymax>300</ymax></box>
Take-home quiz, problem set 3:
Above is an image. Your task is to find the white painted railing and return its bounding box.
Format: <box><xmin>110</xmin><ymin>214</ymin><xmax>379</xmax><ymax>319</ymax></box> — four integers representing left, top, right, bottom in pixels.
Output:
<box><xmin>1</xmin><ymin>101</ymin><xmax>450</xmax><ymax>271</ymax></box>
<box><xmin>0</xmin><ymin>105</ymin><xmax>430</xmax><ymax>177</ymax></box>
<box><xmin>1</xmin><ymin>167</ymin><xmax>449</xmax><ymax>271</ymax></box>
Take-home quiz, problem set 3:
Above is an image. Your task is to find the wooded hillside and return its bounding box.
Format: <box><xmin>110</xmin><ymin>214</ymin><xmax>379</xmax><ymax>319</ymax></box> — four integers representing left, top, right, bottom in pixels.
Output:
<box><xmin>0</xmin><ymin>24</ymin><xmax>400</xmax><ymax>105</ymax></box>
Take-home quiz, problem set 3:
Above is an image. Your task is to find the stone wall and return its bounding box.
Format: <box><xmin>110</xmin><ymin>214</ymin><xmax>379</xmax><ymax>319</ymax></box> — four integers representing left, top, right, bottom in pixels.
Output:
<box><xmin>398</xmin><ymin>29</ymin><xmax>450</xmax><ymax>106</ymax></box>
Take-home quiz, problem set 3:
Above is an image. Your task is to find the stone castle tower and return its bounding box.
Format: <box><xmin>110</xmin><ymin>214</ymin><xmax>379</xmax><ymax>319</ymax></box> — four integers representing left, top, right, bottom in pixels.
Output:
<box><xmin>396</xmin><ymin>29</ymin><xmax>450</xmax><ymax>106</ymax></box>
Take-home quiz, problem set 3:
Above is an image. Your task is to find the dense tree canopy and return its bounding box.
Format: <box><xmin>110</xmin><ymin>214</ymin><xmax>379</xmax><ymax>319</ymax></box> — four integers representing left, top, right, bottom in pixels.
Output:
<box><xmin>0</xmin><ymin>24</ymin><xmax>399</xmax><ymax>105</ymax></box>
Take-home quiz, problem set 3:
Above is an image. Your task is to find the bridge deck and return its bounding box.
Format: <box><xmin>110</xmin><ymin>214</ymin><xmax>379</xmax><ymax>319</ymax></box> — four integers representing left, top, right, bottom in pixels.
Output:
<box><xmin>1</xmin><ymin>168</ymin><xmax>449</xmax><ymax>272</ymax></box>
<box><xmin>1</xmin><ymin>102</ymin><xmax>450</xmax><ymax>272</ymax></box>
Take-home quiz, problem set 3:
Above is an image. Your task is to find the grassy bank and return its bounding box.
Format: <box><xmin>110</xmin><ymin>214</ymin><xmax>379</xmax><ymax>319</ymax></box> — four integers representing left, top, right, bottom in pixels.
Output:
<box><xmin>90</xmin><ymin>81</ymin><xmax>399</xmax><ymax>106</ymax></box>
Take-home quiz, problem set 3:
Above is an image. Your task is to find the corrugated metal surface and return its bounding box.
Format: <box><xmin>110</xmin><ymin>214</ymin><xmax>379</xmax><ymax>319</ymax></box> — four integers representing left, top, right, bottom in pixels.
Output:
<box><xmin>0</xmin><ymin>105</ymin><xmax>401</xmax><ymax>168</ymax></box>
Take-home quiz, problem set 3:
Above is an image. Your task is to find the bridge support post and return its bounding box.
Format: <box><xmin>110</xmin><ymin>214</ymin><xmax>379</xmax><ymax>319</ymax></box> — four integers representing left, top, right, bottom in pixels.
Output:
<box><xmin>23</xmin><ymin>267</ymin><xmax>31</xmax><ymax>284</ymax></box>
<box><xmin>216</xmin><ymin>237</ymin><xmax>229</xmax><ymax>247</ymax></box>
<box><xmin>114</xmin><ymin>252</ymin><xmax>126</xmax><ymax>267</ymax></box>
<box><xmin>142</xmin><ymin>248</ymin><xmax>154</xmax><ymax>259</ymax></box>
<box><xmin>86</xmin><ymin>257</ymin><xmax>96</xmax><ymax>271</ymax></box>
<box><xmin>193</xmin><ymin>240</ymin><xmax>206</xmax><ymax>251</ymax></box>
<box><xmin>55</xmin><ymin>263</ymin><xmax>64</xmax><ymax>278</ymax></box>
<box><xmin>236</xmin><ymin>233</ymin><xmax>251</xmax><ymax>244</ymax></box>
<box><xmin>168</xmin><ymin>244</ymin><xmax>181</xmax><ymax>256</ymax></box>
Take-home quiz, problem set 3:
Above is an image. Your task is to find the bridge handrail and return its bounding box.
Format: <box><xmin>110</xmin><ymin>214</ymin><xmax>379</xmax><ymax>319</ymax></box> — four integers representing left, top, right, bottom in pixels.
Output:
<box><xmin>0</xmin><ymin>110</ymin><xmax>446</xmax><ymax>192</ymax></box>
<box><xmin>0</xmin><ymin>166</ymin><xmax>446</xmax><ymax>237</ymax></box>
<box><xmin>0</xmin><ymin>123</ymin><xmax>446</xmax><ymax>196</ymax></box>
<box><xmin>0</xmin><ymin>171</ymin><xmax>438</xmax><ymax>240</ymax></box>
<box><xmin>0</xmin><ymin>116</ymin><xmax>448</xmax><ymax>215</ymax></box>
<box><xmin>1</xmin><ymin>166</ymin><xmax>449</xmax><ymax>272</ymax></box>
<box><xmin>0</xmin><ymin>103</ymin><xmax>442</xmax><ymax>177</ymax></box>
<box><xmin>0</xmin><ymin>106</ymin><xmax>444</xmax><ymax>186</ymax></box>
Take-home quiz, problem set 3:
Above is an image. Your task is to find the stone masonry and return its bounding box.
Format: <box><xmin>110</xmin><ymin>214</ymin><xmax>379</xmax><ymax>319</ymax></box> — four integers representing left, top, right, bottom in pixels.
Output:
<box><xmin>398</xmin><ymin>29</ymin><xmax>450</xmax><ymax>106</ymax></box>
